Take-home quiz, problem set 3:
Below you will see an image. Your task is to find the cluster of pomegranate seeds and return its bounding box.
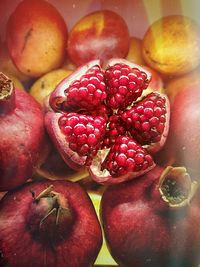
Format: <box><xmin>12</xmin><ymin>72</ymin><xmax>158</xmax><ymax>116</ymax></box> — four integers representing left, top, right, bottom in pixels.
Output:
<box><xmin>46</xmin><ymin>59</ymin><xmax>169</xmax><ymax>183</ymax></box>
<box><xmin>122</xmin><ymin>93</ymin><xmax>167</xmax><ymax>145</ymax></box>
<box><xmin>64</xmin><ymin>65</ymin><xmax>106</xmax><ymax>110</ymax></box>
<box><xmin>102</xmin><ymin>114</ymin><xmax>127</xmax><ymax>148</ymax></box>
<box><xmin>102</xmin><ymin>136</ymin><xmax>154</xmax><ymax>177</ymax></box>
<box><xmin>59</xmin><ymin>113</ymin><xmax>106</xmax><ymax>163</ymax></box>
<box><xmin>105</xmin><ymin>63</ymin><xmax>149</xmax><ymax>109</ymax></box>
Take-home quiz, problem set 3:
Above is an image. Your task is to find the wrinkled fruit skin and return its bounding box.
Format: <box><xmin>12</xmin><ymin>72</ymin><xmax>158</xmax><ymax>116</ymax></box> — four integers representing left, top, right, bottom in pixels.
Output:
<box><xmin>101</xmin><ymin>166</ymin><xmax>200</xmax><ymax>267</ymax></box>
<box><xmin>45</xmin><ymin>59</ymin><xmax>170</xmax><ymax>185</ymax></box>
<box><xmin>169</xmin><ymin>85</ymin><xmax>200</xmax><ymax>173</ymax></box>
<box><xmin>0</xmin><ymin>180</ymin><xmax>102</xmax><ymax>267</ymax></box>
<box><xmin>0</xmin><ymin>88</ymin><xmax>44</xmax><ymax>191</ymax></box>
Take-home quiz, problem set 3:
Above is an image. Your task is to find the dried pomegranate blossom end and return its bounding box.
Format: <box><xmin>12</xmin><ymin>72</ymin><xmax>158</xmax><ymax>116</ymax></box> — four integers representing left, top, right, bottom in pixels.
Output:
<box><xmin>64</xmin><ymin>65</ymin><xmax>106</xmax><ymax>111</ymax></box>
<box><xmin>122</xmin><ymin>93</ymin><xmax>167</xmax><ymax>145</ymax></box>
<box><xmin>27</xmin><ymin>185</ymin><xmax>74</xmax><ymax>244</ymax></box>
<box><xmin>59</xmin><ymin>113</ymin><xmax>106</xmax><ymax>165</ymax></box>
<box><xmin>102</xmin><ymin>136</ymin><xmax>154</xmax><ymax>177</ymax></box>
<box><xmin>105</xmin><ymin>63</ymin><xmax>149</xmax><ymax>109</ymax></box>
<box><xmin>0</xmin><ymin>72</ymin><xmax>15</xmax><ymax>114</ymax></box>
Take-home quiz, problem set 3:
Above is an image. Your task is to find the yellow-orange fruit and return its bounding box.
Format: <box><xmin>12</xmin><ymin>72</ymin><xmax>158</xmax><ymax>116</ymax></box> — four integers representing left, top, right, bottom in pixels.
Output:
<box><xmin>6</xmin><ymin>0</ymin><xmax>68</xmax><ymax>77</ymax></box>
<box><xmin>30</xmin><ymin>69</ymin><xmax>72</xmax><ymax>105</ymax></box>
<box><xmin>126</xmin><ymin>37</ymin><xmax>145</xmax><ymax>65</ymax></box>
<box><xmin>0</xmin><ymin>42</ymin><xmax>29</xmax><ymax>82</ymax></box>
<box><xmin>142</xmin><ymin>15</ymin><xmax>200</xmax><ymax>76</ymax></box>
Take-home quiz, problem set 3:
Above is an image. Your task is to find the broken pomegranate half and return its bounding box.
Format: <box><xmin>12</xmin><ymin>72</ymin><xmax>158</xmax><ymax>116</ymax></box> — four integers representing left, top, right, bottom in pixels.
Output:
<box><xmin>45</xmin><ymin>58</ymin><xmax>170</xmax><ymax>184</ymax></box>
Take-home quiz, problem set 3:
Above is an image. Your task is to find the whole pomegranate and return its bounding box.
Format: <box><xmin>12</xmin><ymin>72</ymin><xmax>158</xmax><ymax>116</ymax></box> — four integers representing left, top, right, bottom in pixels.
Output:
<box><xmin>0</xmin><ymin>180</ymin><xmax>102</xmax><ymax>267</ymax></box>
<box><xmin>0</xmin><ymin>72</ymin><xmax>45</xmax><ymax>191</ymax></box>
<box><xmin>45</xmin><ymin>58</ymin><xmax>170</xmax><ymax>185</ymax></box>
<box><xmin>169</xmin><ymin>84</ymin><xmax>200</xmax><ymax>173</ymax></box>
<box><xmin>101</xmin><ymin>165</ymin><xmax>200</xmax><ymax>267</ymax></box>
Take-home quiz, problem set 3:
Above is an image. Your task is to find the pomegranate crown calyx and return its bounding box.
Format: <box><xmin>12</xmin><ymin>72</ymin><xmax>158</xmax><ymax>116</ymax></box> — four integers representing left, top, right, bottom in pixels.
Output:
<box><xmin>30</xmin><ymin>185</ymin><xmax>72</xmax><ymax>226</ymax></box>
<box><xmin>0</xmin><ymin>72</ymin><xmax>15</xmax><ymax>114</ymax></box>
<box><xmin>158</xmin><ymin>166</ymin><xmax>198</xmax><ymax>208</ymax></box>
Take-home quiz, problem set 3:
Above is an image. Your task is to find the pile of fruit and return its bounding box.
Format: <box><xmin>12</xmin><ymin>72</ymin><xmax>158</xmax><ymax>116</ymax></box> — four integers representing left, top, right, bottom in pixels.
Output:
<box><xmin>1</xmin><ymin>1</ymin><xmax>200</xmax><ymax>266</ymax></box>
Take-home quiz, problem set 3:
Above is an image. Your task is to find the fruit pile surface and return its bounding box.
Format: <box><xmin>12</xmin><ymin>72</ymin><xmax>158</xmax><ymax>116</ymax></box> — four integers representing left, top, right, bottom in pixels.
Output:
<box><xmin>1</xmin><ymin>1</ymin><xmax>200</xmax><ymax>267</ymax></box>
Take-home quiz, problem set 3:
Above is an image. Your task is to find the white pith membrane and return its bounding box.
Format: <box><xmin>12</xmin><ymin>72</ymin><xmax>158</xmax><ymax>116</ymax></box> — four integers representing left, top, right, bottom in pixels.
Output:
<box><xmin>45</xmin><ymin>58</ymin><xmax>170</xmax><ymax>184</ymax></box>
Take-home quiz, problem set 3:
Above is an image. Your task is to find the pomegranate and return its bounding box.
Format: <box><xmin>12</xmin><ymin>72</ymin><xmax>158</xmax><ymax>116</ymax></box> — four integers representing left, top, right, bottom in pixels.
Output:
<box><xmin>0</xmin><ymin>72</ymin><xmax>45</xmax><ymax>191</ymax></box>
<box><xmin>169</xmin><ymin>84</ymin><xmax>200</xmax><ymax>173</ymax></box>
<box><xmin>45</xmin><ymin>58</ymin><xmax>170</xmax><ymax>185</ymax></box>
<box><xmin>0</xmin><ymin>179</ymin><xmax>102</xmax><ymax>267</ymax></box>
<box><xmin>101</xmin><ymin>165</ymin><xmax>200</xmax><ymax>267</ymax></box>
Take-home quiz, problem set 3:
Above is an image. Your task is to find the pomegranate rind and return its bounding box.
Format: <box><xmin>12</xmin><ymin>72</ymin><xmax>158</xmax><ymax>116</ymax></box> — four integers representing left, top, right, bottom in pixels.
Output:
<box><xmin>45</xmin><ymin>112</ymin><xmax>87</xmax><ymax>170</ymax></box>
<box><xmin>49</xmin><ymin>59</ymin><xmax>101</xmax><ymax>111</ymax></box>
<box><xmin>89</xmin><ymin>149</ymin><xmax>156</xmax><ymax>185</ymax></box>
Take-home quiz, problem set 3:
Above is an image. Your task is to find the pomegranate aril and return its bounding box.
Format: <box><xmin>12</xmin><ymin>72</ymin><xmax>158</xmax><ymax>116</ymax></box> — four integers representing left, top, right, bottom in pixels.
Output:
<box><xmin>64</xmin><ymin>66</ymin><xmax>106</xmax><ymax>111</ymax></box>
<box><xmin>122</xmin><ymin>92</ymin><xmax>167</xmax><ymax>145</ymax></box>
<box><xmin>102</xmin><ymin>135</ymin><xmax>154</xmax><ymax>177</ymax></box>
<box><xmin>59</xmin><ymin>113</ymin><xmax>106</xmax><ymax>160</ymax></box>
<box><xmin>105</xmin><ymin>63</ymin><xmax>150</xmax><ymax>109</ymax></box>
<box><xmin>102</xmin><ymin>114</ymin><xmax>127</xmax><ymax>148</ymax></box>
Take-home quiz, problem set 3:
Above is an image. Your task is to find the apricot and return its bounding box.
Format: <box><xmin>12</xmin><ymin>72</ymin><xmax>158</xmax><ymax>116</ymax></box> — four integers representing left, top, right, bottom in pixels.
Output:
<box><xmin>29</xmin><ymin>69</ymin><xmax>72</xmax><ymax>105</ymax></box>
<box><xmin>6</xmin><ymin>0</ymin><xmax>68</xmax><ymax>77</ymax></box>
<box><xmin>67</xmin><ymin>10</ymin><xmax>130</xmax><ymax>66</ymax></box>
<box><xmin>142</xmin><ymin>15</ymin><xmax>200</xmax><ymax>76</ymax></box>
<box><xmin>126</xmin><ymin>37</ymin><xmax>145</xmax><ymax>65</ymax></box>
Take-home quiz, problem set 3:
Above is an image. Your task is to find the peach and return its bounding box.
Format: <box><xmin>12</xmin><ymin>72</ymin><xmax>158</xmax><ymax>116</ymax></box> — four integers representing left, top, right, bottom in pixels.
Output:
<box><xmin>67</xmin><ymin>10</ymin><xmax>130</xmax><ymax>66</ymax></box>
<box><xmin>30</xmin><ymin>68</ymin><xmax>72</xmax><ymax>105</ymax></box>
<box><xmin>6</xmin><ymin>0</ymin><xmax>68</xmax><ymax>77</ymax></box>
<box><xmin>126</xmin><ymin>37</ymin><xmax>145</xmax><ymax>65</ymax></box>
<box><xmin>142</xmin><ymin>15</ymin><xmax>200</xmax><ymax>76</ymax></box>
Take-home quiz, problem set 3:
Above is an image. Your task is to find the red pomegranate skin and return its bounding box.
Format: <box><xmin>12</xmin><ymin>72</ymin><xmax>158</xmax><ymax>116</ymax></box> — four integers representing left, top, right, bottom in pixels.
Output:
<box><xmin>0</xmin><ymin>88</ymin><xmax>45</xmax><ymax>191</ymax></box>
<box><xmin>101</xmin><ymin>166</ymin><xmax>200</xmax><ymax>267</ymax></box>
<box><xmin>0</xmin><ymin>180</ymin><xmax>102</xmax><ymax>267</ymax></box>
<box><xmin>170</xmin><ymin>85</ymin><xmax>200</xmax><ymax>173</ymax></box>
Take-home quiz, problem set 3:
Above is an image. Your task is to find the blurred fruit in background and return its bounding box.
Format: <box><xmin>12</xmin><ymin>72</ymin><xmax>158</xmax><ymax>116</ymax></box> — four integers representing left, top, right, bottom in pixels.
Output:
<box><xmin>142</xmin><ymin>15</ymin><xmax>200</xmax><ymax>76</ymax></box>
<box><xmin>30</xmin><ymin>68</ymin><xmax>72</xmax><ymax>105</ymax></box>
<box><xmin>0</xmin><ymin>41</ymin><xmax>29</xmax><ymax>82</ymax></box>
<box><xmin>169</xmin><ymin>84</ymin><xmax>200</xmax><ymax>173</ymax></box>
<box><xmin>61</xmin><ymin>57</ymin><xmax>76</xmax><ymax>71</ymax></box>
<box><xmin>67</xmin><ymin>10</ymin><xmax>130</xmax><ymax>66</ymax></box>
<box><xmin>126</xmin><ymin>36</ymin><xmax>145</xmax><ymax>65</ymax></box>
<box><xmin>165</xmin><ymin>66</ymin><xmax>200</xmax><ymax>105</ymax></box>
<box><xmin>6</xmin><ymin>0</ymin><xmax>68</xmax><ymax>77</ymax></box>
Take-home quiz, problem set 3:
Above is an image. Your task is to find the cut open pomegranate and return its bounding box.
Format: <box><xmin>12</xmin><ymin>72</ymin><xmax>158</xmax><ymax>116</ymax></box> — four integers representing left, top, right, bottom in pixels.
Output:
<box><xmin>45</xmin><ymin>59</ymin><xmax>170</xmax><ymax>184</ymax></box>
